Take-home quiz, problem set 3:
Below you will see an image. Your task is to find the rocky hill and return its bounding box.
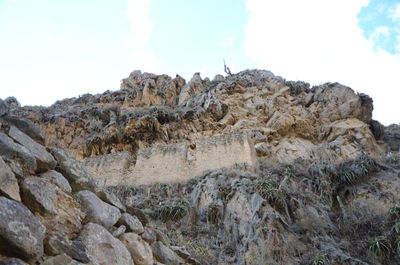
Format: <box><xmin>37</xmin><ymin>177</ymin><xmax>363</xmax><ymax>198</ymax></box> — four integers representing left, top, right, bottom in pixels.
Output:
<box><xmin>1</xmin><ymin>69</ymin><xmax>399</xmax><ymax>265</ymax></box>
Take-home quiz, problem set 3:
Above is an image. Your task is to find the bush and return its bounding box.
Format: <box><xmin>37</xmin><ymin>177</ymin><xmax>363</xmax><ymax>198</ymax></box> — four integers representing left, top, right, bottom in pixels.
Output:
<box><xmin>312</xmin><ymin>254</ymin><xmax>329</xmax><ymax>265</ymax></box>
<box><xmin>158</xmin><ymin>197</ymin><xmax>190</xmax><ymax>221</ymax></box>
<box><xmin>369</xmin><ymin>236</ymin><xmax>392</xmax><ymax>257</ymax></box>
<box><xmin>255</xmin><ymin>177</ymin><xmax>285</xmax><ymax>204</ymax></box>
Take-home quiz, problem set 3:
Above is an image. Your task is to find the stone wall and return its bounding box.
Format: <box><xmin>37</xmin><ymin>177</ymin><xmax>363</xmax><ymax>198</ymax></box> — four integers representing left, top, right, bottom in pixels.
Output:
<box><xmin>84</xmin><ymin>132</ymin><xmax>256</xmax><ymax>186</ymax></box>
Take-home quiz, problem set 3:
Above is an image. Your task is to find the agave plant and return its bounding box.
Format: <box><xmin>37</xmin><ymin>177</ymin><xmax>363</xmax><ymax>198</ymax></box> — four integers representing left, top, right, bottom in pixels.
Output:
<box><xmin>312</xmin><ymin>254</ymin><xmax>329</xmax><ymax>265</ymax></box>
<box><xmin>369</xmin><ymin>236</ymin><xmax>392</xmax><ymax>257</ymax></box>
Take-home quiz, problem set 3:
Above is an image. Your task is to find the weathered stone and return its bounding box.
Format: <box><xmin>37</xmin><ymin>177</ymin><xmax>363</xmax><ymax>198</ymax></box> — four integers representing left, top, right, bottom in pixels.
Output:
<box><xmin>151</xmin><ymin>241</ymin><xmax>184</xmax><ymax>265</ymax></box>
<box><xmin>112</xmin><ymin>225</ymin><xmax>126</xmax><ymax>238</ymax></box>
<box><xmin>0</xmin><ymin>258</ymin><xmax>29</xmax><ymax>265</ymax></box>
<box><xmin>0</xmin><ymin>99</ymin><xmax>8</xmax><ymax>117</ymax></box>
<box><xmin>44</xmin><ymin>235</ymin><xmax>89</xmax><ymax>263</ymax></box>
<box><xmin>49</xmin><ymin>147</ymin><xmax>95</xmax><ymax>192</ymax></box>
<box><xmin>95</xmin><ymin>189</ymin><xmax>126</xmax><ymax>212</ymax></box>
<box><xmin>120</xmin><ymin>232</ymin><xmax>154</xmax><ymax>265</ymax></box>
<box><xmin>74</xmin><ymin>190</ymin><xmax>121</xmax><ymax>229</ymax></box>
<box><xmin>154</xmin><ymin>228</ymin><xmax>170</xmax><ymax>247</ymax></box>
<box><xmin>80</xmin><ymin>223</ymin><xmax>134</xmax><ymax>265</ymax></box>
<box><xmin>8</xmin><ymin>126</ymin><xmax>56</xmax><ymax>172</ymax></box>
<box><xmin>141</xmin><ymin>227</ymin><xmax>157</xmax><ymax>244</ymax></box>
<box><xmin>117</xmin><ymin>213</ymin><xmax>144</xmax><ymax>234</ymax></box>
<box><xmin>21</xmin><ymin>177</ymin><xmax>84</xmax><ymax>238</ymax></box>
<box><xmin>4</xmin><ymin>116</ymin><xmax>44</xmax><ymax>145</ymax></box>
<box><xmin>40</xmin><ymin>254</ymin><xmax>83</xmax><ymax>265</ymax></box>
<box><xmin>41</xmin><ymin>170</ymin><xmax>72</xmax><ymax>194</ymax></box>
<box><xmin>0</xmin><ymin>132</ymin><xmax>37</xmax><ymax>173</ymax></box>
<box><xmin>170</xmin><ymin>246</ymin><xmax>190</xmax><ymax>259</ymax></box>
<box><xmin>126</xmin><ymin>207</ymin><xmax>149</xmax><ymax>226</ymax></box>
<box><xmin>0</xmin><ymin>157</ymin><xmax>21</xmax><ymax>201</ymax></box>
<box><xmin>0</xmin><ymin>196</ymin><xmax>46</xmax><ymax>260</ymax></box>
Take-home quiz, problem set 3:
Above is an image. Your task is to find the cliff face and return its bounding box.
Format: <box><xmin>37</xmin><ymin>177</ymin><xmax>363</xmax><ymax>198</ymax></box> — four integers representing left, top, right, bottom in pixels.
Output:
<box><xmin>1</xmin><ymin>69</ymin><xmax>400</xmax><ymax>265</ymax></box>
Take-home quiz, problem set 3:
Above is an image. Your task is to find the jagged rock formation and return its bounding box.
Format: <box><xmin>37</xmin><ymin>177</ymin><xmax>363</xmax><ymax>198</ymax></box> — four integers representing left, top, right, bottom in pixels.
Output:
<box><xmin>1</xmin><ymin>69</ymin><xmax>400</xmax><ymax>264</ymax></box>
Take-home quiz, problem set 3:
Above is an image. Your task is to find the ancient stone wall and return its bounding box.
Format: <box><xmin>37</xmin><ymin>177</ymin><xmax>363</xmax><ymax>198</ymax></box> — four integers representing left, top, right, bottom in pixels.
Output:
<box><xmin>85</xmin><ymin>132</ymin><xmax>256</xmax><ymax>186</ymax></box>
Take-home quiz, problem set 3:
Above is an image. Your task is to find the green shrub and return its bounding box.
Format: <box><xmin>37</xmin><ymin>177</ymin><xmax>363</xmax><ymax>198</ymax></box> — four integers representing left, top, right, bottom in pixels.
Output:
<box><xmin>369</xmin><ymin>236</ymin><xmax>392</xmax><ymax>257</ymax></box>
<box><xmin>158</xmin><ymin>198</ymin><xmax>190</xmax><ymax>221</ymax></box>
<box><xmin>255</xmin><ymin>177</ymin><xmax>285</xmax><ymax>203</ymax></box>
<box><xmin>312</xmin><ymin>254</ymin><xmax>329</xmax><ymax>265</ymax></box>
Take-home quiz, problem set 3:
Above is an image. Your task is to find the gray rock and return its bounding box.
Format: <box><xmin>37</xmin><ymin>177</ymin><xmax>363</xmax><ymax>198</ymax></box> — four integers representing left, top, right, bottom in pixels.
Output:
<box><xmin>75</xmin><ymin>190</ymin><xmax>121</xmax><ymax>229</ymax></box>
<box><xmin>117</xmin><ymin>213</ymin><xmax>144</xmax><ymax>234</ymax></box>
<box><xmin>96</xmin><ymin>189</ymin><xmax>126</xmax><ymax>212</ymax></box>
<box><xmin>0</xmin><ymin>99</ymin><xmax>8</xmax><ymax>117</ymax></box>
<box><xmin>126</xmin><ymin>206</ymin><xmax>150</xmax><ymax>226</ymax></box>
<box><xmin>4</xmin><ymin>116</ymin><xmax>44</xmax><ymax>145</ymax></box>
<box><xmin>141</xmin><ymin>227</ymin><xmax>157</xmax><ymax>244</ymax></box>
<box><xmin>0</xmin><ymin>196</ymin><xmax>46</xmax><ymax>260</ymax></box>
<box><xmin>44</xmin><ymin>235</ymin><xmax>89</xmax><ymax>263</ymax></box>
<box><xmin>21</xmin><ymin>177</ymin><xmax>58</xmax><ymax>214</ymax></box>
<box><xmin>112</xmin><ymin>225</ymin><xmax>126</xmax><ymax>238</ymax></box>
<box><xmin>120</xmin><ymin>232</ymin><xmax>154</xmax><ymax>265</ymax></box>
<box><xmin>0</xmin><ymin>258</ymin><xmax>29</xmax><ymax>265</ymax></box>
<box><xmin>8</xmin><ymin>126</ymin><xmax>56</xmax><ymax>172</ymax></box>
<box><xmin>41</xmin><ymin>170</ymin><xmax>72</xmax><ymax>194</ymax></box>
<box><xmin>151</xmin><ymin>241</ymin><xmax>184</xmax><ymax>265</ymax></box>
<box><xmin>80</xmin><ymin>223</ymin><xmax>134</xmax><ymax>265</ymax></box>
<box><xmin>0</xmin><ymin>132</ymin><xmax>37</xmax><ymax>173</ymax></box>
<box><xmin>40</xmin><ymin>254</ymin><xmax>83</xmax><ymax>265</ymax></box>
<box><xmin>0</xmin><ymin>157</ymin><xmax>21</xmax><ymax>202</ymax></box>
<box><xmin>50</xmin><ymin>147</ymin><xmax>95</xmax><ymax>192</ymax></box>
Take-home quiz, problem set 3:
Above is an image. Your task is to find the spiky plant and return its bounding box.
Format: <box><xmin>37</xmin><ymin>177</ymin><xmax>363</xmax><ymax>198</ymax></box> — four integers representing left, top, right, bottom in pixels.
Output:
<box><xmin>255</xmin><ymin>177</ymin><xmax>285</xmax><ymax>203</ymax></box>
<box><xmin>312</xmin><ymin>254</ymin><xmax>329</xmax><ymax>265</ymax></box>
<box><xmin>369</xmin><ymin>236</ymin><xmax>392</xmax><ymax>257</ymax></box>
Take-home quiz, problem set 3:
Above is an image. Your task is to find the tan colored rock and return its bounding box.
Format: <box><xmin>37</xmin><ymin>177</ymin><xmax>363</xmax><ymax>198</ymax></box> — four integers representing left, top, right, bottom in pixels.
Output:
<box><xmin>120</xmin><ymin>233</ymin><xmax>154</xmax><ymax>265</ymax></box>
<box><xmin>41</xmin><ymin>170</ymin><xmax>72</xmax><ymax>194</ymax></box>
<box><xmin>0</xmin><ymin>157</ymin><xmax>21</xmax><ymax>202</ymax></box>
<box><xmin>117</xmin><ymin>213</ymin><xmax>144</xmax><ymax>234</ymax></box>
<box><xmin>40</xmin><ymin>254</ymin><xmax>83</xmax><ymax>265</ymax></box>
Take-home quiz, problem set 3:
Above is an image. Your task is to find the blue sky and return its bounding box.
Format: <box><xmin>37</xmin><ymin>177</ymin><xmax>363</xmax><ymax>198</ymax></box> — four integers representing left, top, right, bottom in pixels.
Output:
<box><xmin>0</xmin><ymin>0</ymin><xmax>399</xmax><ymax>125</ymax></box>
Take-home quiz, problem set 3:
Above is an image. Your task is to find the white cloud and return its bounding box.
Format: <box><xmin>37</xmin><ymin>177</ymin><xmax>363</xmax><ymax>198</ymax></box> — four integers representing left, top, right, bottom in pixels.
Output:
<box><xmin>388</xmin><ymin>3</ymin><xmax>400</xmax><ymax>22</ymax></box>
<box><xmin>244</xmin><ymin>0</ymin><xmax>400</xmax><ymax>125</ymax></box>
<box><xmin>221</xmin><ymin>38</ymin><xmax>233</xmax><ymax>48</ymax></box>
<box><xmin>124</xmin><ymin>0</ymin><xmax>159</xmax><ymax>73</ymax></box>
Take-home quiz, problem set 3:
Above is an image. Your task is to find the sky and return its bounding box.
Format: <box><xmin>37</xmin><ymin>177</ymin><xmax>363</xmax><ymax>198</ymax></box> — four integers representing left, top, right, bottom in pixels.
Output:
<box><xmin>0</xmin><ymin>0</ymin><xmax>399</xmax><ymax>125</ymax></box>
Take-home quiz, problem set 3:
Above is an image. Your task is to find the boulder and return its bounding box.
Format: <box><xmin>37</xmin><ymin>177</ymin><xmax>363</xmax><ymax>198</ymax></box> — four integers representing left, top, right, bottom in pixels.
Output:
<box><xmin>8</xmin><ymin>126</ymin><xmax>56</xmax><ymax>171</ymax></box>
<box><xmin>0</xmin><ymin>132</ymin><xmax>37</xmax><ymax>173</ymax></box>
<box><xmin>141</xmin><ymin>227</ymin><xmax>157</xmax><ymax>244</ymax></box>
<box><xmin>112</xmin><ymin>225</ymin><xmax>126</xmax><ymax>238</ymax></box>
<box><xmin>0</xmin><ymin>258</ymin><xmax>28</xmax><ymax>265</ymax></box>
<box><xmin>117</xmin><ymin>213</ymin><xmax>144</xmax><ymax>234</ymax></box>
<box><xmin>96</xmin><ymin>189</ymin><xmax>126</xmax><ymax>212</ymax></box>
<box><xmin>40</xmin><ymin>254</ymin><xmax>83</xmax><ymax>265</ymax></box>
<box><xmin>41</xmin><ymin>170</ymin><xmax>72</xmax><ymax>194</ymax></box>
<box><xmin>0</xmin><ymin>196</ymin><xmax>46</xmax><ymax>260</ymax></box>
<box><xmin>74</xmin><ymin>190</ymin><xmax>121</xmax><ymax>229</ymax></box>
<box><xmin>21</xmin><ymin>177</ymin><xmax>84</xmax><ymax>238</ymax></box>
<box><xmin>151</xmin><ymin>241</ymin><xmax>184</xmax><ymax>265</ymax></box>
<box><xmin>80</xmin><ymin>223</ymin><xmax>134</xmax><ymax>265</ymax></box>
<box><xmin>49</xmin><ymin>148</ymin><xmax>95</xmax><ymax>192</ymax></box>
<box><xmin>120</xmin><ymin>232</ymin><xmax>154</xmax><ymax>265</ymax></box>
<box><xmin>0</xmin><ymin>99</ymin><xmax>8</xmax><ymax>117</ymax></box>
<box><xmin>44</xmin><ymin>235</ymin><xmax>89</xmax><ymax>263</ymax></box>
<box><xmin>4</xmin><ymin>116</ymin><xmax>45</xmax><ymax>145</ymax></box>
<box><xmin>0</xmin><ymin>157</ymin><xmax>21</xmax><ymax>201</ymax></box>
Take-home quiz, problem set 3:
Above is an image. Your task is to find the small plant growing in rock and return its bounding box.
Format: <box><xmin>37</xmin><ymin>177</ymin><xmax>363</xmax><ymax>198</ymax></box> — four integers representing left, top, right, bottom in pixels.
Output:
<box><xmin>159</xmin><ymin>197</ymin><xmax>190</xmax><ymax>221</ymax></box>
<box><xmin>312</xmin><ymin>254</ymin><xmax>329</xmax><ymax>265</ymax></box>
<box><xmin>255</xmin><ymin>177</ymin><xmax>285</xmax><ymax>204</ymax></box>
<box><xmin>282</xmin><ymin>164</ymin><xmax>296</xmax><ymax>178</ymax></box>
<box><xmin>390</xmin><ymin>205</ymin><xmax>400</xmax><ymax>218</ymax></box>
<box><xmin>339</xmin><ymin>171</ymin><xmax>355</xmax><ymax>185</ymax></box>
<box><xmin>369</xmin><ymin>236</ymin><xmax>392</xmax><ymax>257</ymax></box>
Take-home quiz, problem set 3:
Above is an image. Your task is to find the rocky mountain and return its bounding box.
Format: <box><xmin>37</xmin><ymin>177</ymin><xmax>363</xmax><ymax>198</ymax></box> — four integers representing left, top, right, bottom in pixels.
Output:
<box><xmin>0</xmin><ymin>69</ymin><xmax>399</xmax><ymax>265</ymax></box>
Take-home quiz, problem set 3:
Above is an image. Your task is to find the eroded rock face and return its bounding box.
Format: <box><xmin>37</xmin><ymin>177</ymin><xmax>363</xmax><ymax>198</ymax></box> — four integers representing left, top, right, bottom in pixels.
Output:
<box><xmin>74</xmin><ymin>190</ymin><xmax>121</xmax><ymax>229</ymax></box>
<box><xmin>0</xmin><ymin>99</ymin><xmax>8</xmax><ymax>117</ymax></box>
<box><xmin>80</xmin><ymin>223</ymin><xmax>134</xmax><ymax>265</ymax></box>
<box><xmin>0</xmin><ymin>196</ymin><xmax>46</xmax><ymax>260</ymax></box>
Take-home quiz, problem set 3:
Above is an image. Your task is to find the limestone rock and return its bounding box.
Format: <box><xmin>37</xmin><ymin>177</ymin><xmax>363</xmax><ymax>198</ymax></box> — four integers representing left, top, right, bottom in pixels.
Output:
<box><xmin>80</xmin><ymin>223</ymin><xmax>134</xmax><ymax>265</ymax></box>
<box><xmin>141</xmin><ymin>227</ymin><xmax>157</xmax><ymax>244</ymax></box>
<box><xmin>0</xmin><ymin>132</ymin><xmax>37</xmax><ymax>173</ymax></box>
<box><xmin>75</xmin><ymin>190</ymin><xmax>121</xmax><ymax>229</ymax></box>
<box><xmin>0</xmin><ymin>196</ymin><xmax>46</xmax><ymax>260</ymax></box>
<box><xmin>151</xmin><ymin>241</ymin><xmax>184</xmax><ymax>265</ymax></box>
<box><xmin>41</xmin><ymin>170</ymin><xmax>72</xmax><ymax>194</ymax></box>
<box><xmin>0</xmin><ymin>157</ymin><xmax>21</xmax><ymax>201</ymax></box>
<box><xmin>178</xmin><ymin>72</ymin><xmax>203</xmax><ymax>104</ymax></box>
<box><xmin>8</xmin><ymin>126</ymin><xmax>56</xmax><ymax>172</ymax></box>
<box><xmin>21</xmin><ymin>177</ymin><xmax>58</xmax><ymax>214</ymax></box>
<box><xmin>120</xmin><ymin>232</ymin><xmax>154</xmax><ymax>265</ymax></box>
<box><xmin>117</xmin><ymin>213</ymin><xmax>144</xmax><ymax>234</ymax></box>
<box><xmin>50</xmin><ymin>147</ymin><xmax>95</xmax><ymax>192</ymax></box>
<box><xmin>112</xmin><ymin>225</ymin><xmax>126</xmax><ymax>238</ymax></box>
<box><xmin>40</xmin><ymin>254</ymin><xmax>83</xmax><ymax>265</ymax></box>
<box><xmin>0</xmin><ymin>99</ymin><xmax>8</xmax><ymax>117</ymax></box>
<box><xmin>4</xmin><ymin>116</ymin><xmax>45</xmax><ymax>145</ymax></box>
<box><xmin>96</xmin><ymin>189</ymin><xmax>126</xmax><ymax>212</ymax></box>
<box><xmin>44</xmin><ymin>235</ymin><xmax>89</xmax><ymax>263</ymax></box>
<box><xmin>0</xmin><ymin>258</ymin><xmax>29</xmax><ymax>265</ymax></box>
